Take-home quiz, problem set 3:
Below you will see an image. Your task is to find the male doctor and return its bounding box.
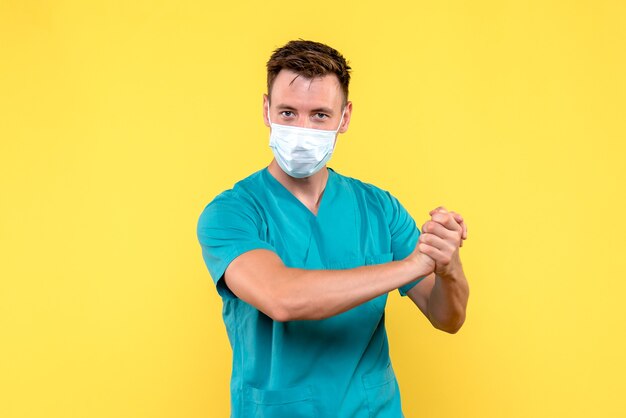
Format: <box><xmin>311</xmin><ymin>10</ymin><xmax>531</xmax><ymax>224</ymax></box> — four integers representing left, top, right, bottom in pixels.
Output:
<box><xmin>197</xmin><ymin>39</ymin><xmax>469</xmax><ymax>417</ymax></box>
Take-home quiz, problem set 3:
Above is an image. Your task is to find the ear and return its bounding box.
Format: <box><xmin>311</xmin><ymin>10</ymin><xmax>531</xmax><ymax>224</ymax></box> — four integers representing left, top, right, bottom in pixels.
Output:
<box><xmin>338</xmin><ymin>101</ymin><xmax>353</xmax><ymax>134</ymax></box>
<box><xmin>263</xmin><ymin>94</ymin><xmax>270</xmax><ymax>128</ymax></box>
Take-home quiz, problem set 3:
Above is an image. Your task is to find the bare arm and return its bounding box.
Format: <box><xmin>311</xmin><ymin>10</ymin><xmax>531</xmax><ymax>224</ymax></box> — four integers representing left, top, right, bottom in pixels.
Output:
<box><xmin>406</xmin><ymin>208</ymin><xmax>470</xmax><ymax>334</ymax></box>
<box><xmin>407</xmin><ymin>269</ymin><xmax>469</xmax><ymax>333</ymax></box>
<box><xmin>223</xmin><ymin>248</ymin><xmax>433</xmax><ymax>322</ymax></box>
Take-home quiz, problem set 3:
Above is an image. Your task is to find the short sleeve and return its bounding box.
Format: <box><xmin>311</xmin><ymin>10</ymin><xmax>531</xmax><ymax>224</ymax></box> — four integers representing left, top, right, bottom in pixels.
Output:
<box><xmin>382</xmin><ymin>191</ymin><xmax>426</xmax><ymax>296</ymax></box>
<box><xmin>196</xmin><ymin>190</ymin><xmax>276</xmax><ymax>299</ymax></box>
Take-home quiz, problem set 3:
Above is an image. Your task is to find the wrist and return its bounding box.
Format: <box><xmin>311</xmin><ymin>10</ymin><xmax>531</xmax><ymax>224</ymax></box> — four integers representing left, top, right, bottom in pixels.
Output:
<box><xmin>404</xmin><ymin>254</ymin><xmax>433</xmax><ymax>280</ymax></box>
<box><xmin>436</xmin><ymin>261</ymin><xmax>464</xmax><ymax>282</ymax></box>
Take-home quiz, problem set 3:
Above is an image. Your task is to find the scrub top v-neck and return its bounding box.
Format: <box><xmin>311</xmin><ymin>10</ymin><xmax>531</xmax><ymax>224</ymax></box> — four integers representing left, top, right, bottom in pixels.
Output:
<box><xmin>197</xmin><ymin>167</ymin><xmax>424</xmax><ymax>418</ymax></box>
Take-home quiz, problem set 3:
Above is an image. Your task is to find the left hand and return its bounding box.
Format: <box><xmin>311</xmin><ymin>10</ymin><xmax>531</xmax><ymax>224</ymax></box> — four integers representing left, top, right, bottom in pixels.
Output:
<box><xmin>418</xmin><ymin>207</ymin><xmax>467</xmax><ymax>278</ymax></box>
<box><xmin>429</xmin><ymin>206</ymin><xmax>467</xmax><ymax>247</ymax></box>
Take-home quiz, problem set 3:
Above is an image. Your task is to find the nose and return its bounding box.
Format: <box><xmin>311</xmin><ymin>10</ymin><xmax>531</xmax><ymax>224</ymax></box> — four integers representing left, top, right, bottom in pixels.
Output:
<box><xmin>294</xmin><ymin>116</ymin><xmax>313</xmax><ymax>129</ymax></box>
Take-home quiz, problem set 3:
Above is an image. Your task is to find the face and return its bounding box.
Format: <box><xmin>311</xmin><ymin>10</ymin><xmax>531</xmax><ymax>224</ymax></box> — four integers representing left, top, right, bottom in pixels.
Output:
<box><xmin>263</xmin><ymin>69</ymin><xmax>352</xmax><ymax>133</ymax></box>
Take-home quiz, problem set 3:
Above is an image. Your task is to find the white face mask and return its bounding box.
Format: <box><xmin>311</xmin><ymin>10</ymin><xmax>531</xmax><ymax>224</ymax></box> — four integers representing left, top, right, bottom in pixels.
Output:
<box><xmin>268</xmin><ymin>102</ymin><xmax>345</xmax><ymax>179</ymax></box>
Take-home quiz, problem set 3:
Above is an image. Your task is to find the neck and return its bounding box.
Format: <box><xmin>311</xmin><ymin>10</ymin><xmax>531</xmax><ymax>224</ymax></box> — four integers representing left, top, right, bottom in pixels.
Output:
<box><xmin>267</xmin><ymin>159</ymin><xmax>329</xmax><ymax>214</ymax></box>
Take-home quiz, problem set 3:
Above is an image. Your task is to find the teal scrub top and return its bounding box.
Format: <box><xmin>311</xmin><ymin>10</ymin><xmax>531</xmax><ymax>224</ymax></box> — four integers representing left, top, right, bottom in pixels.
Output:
<box><xmin>197</xmin><ymin>167</ymin><xmax>424</xmax><ymax>418</ymax></box>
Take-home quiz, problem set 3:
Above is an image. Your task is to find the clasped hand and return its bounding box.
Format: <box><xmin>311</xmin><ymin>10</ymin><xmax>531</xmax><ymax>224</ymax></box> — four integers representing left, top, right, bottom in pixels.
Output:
<box><xmin>410</xmin><ymin>207</ymin><xmax>467</xmax><ymax>279</ymax></box>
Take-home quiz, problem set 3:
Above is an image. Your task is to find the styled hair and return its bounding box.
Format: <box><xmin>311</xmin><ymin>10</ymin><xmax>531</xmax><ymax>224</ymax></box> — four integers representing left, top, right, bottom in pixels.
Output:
<box><xmin>266</xmin><ymin>39</ymin><xmax>351</xmax><ymax>105</ymax></box>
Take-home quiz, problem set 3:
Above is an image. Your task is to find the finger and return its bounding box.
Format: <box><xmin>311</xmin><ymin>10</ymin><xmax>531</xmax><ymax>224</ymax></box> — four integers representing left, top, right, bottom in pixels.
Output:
<box><xmin>418</xmin><ymin>242</ymin><xmax>453</xmax><ymax>266</ymax></box>
<box><xmin>428</xmin><ymin>209</ymin><xmax>466</xmax><ymax>244</ymax></box>
<box><xmin>459</xmin><ymin>222</ymin><xmax>466</xmax><ymax>247</ymax></box>
<box><xmin>449</xmin><ymin>210</ymin><xmax>463</xmax><ymax>224</ymax></box>
<box><xmin>431</xmin><ymin>212</ymin><xmax>463</xmax><ymax>233</ymax></box>
<box><xmin>450</xmin><ymin>213</ymin><xmax>466</xmax><ymax>237</ymax></box>
<box><xmin>429</xmin><ymin>206</ymin><xmax>448</xmax><ymax>216</ymax></box>
<box><xmin>449</xmin><ymin>211</ymin><xmax>468</xmax><ymax>241</ymax></box>
<box><xmin>419</xmin><ymin>232</ymin><xmax>456</xmax><ymax>253</ymax></box>
<box><xmin>422</xmin><ymin>221</ymin><xmax>461</xmax><ymax>246</ymax></box>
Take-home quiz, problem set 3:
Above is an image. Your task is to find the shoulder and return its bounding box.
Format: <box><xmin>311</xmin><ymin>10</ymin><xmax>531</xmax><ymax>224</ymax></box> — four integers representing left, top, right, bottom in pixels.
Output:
<box><xmin>197</xmin><ymin>169</ymin><xmax>266</xmax><ymax>227</ymax></box>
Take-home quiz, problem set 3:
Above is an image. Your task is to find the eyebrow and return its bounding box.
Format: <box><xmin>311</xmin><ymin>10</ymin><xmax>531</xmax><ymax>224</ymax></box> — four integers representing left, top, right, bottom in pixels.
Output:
<box><xmin>274</xmin><ymin>104</ymin><xmax>335</xmax><ymax>114</ymax></box>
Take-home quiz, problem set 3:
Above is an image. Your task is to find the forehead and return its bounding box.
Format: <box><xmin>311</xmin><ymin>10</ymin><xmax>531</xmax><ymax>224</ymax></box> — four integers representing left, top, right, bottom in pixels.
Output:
<box><xmin>270</xmin><ymin>69</ymin><xmax>343</xmax><ymax>109</ymax></box>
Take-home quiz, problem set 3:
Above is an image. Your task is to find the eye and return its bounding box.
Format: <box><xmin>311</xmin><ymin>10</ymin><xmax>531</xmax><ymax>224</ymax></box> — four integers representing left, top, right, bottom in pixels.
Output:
<box><xmin>280</xmin><ymin>111</ymin><xmax>295</xmax><ymax>118</ymax></box>
<box><xmin>314</xmin><ymin>113</ymin><xmax>329</xmax><ymax>120</ymax></box>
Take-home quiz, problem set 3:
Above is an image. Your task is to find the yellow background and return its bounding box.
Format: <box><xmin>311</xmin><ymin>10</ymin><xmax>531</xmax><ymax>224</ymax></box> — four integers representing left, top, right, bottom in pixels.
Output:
<box><xmin>1</xmin><ymin>1</ymin><xmax>625</xmax><ymax>417</ymax></box>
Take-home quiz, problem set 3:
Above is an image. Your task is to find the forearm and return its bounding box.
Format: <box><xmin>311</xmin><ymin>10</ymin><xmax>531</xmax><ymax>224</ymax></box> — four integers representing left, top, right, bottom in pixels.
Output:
<box><xmin>225</xmin><ymin>248</ymin><xmax>431</xmax><ymax>322</ymax></box>
<box><xmin>274</xmin><ymin>260</ymin><xmax>429</xmax><ymax>321</ymax></box>
<box><xmin>427</xmin><ymin>266</ymin><xmax>469</xmax><ymax>333</ymax></box>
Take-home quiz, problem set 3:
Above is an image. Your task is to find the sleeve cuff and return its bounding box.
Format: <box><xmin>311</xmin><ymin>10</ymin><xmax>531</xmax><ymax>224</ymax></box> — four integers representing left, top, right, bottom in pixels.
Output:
<box><xmin>207</xmin><ymin>242</ymin><xmax>277</xmax><ymax>299</ymax></box>
<box><xmin>398</xmin><ymin>276</ymin><xmax>426</xmax><ymax>297</ymax></box>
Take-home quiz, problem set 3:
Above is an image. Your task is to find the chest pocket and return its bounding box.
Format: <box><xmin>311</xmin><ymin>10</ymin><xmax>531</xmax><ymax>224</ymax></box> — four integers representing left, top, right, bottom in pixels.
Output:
<box><xmin>242</xmin><ymin>384</ymin><xmax>317</xmax><ymax>418</ymax></box>
<box><xmin>325</xmin><ymin>252</ymin><xmax>393</xmax><ymax>270</ymax></box>
<box><xmin>364</xmin><ymin>252</ymin><xmax>394</xmax><ymax>266</ymax></box>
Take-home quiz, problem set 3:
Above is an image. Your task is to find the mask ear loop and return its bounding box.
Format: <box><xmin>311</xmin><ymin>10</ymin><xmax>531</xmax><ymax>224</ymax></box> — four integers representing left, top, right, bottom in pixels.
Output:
<box><xmin>267</xmin><ymin>99</ymin><xmax>273</xmax><ymax>125</ymax></box>
<box><xmin>334</xmin><ymin>106</ymin><xmax>346</xmax><ymax>133</ymax></box>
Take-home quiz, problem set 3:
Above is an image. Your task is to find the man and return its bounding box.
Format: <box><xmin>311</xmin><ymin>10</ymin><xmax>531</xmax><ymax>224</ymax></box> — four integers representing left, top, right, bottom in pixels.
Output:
<box><xmin>197</xmin><ymin>39</ymin><xmax>469</xmax><ymax>417</ymax></box>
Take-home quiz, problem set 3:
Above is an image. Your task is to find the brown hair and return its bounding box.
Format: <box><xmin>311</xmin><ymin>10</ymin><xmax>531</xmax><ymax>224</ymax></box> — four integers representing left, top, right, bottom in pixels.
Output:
<box><xmin>266</xmin><ymin>39</ymin><xmax>352</xmax><ymax>105</ymax></box>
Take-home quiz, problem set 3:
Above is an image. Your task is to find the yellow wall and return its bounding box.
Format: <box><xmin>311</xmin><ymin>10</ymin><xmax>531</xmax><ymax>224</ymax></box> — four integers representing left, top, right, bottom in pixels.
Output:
<box><xmin>1</xmin><ymin>1</ymin><xmax>625</xmax><ymax>417</ymax></box>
